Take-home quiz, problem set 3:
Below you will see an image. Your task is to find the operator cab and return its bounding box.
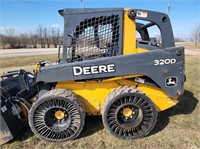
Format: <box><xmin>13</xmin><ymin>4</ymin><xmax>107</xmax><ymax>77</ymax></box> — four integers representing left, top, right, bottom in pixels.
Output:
<box><xmin>57</xmin><ymin>8</ymin><xmax>175</xmax><ymax>64</ymax></box>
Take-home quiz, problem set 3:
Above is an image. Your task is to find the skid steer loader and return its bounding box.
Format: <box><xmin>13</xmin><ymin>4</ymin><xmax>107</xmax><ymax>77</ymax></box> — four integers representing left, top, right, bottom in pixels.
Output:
<box><xmin>29</xmin><ymin>8</ymin><xmax>185</xmax><ymax>141</ymax></box>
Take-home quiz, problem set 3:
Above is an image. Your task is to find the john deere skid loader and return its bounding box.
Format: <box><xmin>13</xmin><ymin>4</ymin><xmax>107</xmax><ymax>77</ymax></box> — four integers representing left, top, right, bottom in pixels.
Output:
<box><xmin>29</xmin><ymin>8</ymin><xmax>185</xmax><ymax>141</ymax></box>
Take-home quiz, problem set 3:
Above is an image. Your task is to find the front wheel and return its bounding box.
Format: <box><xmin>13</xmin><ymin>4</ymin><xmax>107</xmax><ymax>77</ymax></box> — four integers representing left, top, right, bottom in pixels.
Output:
<box><xmin>29</xmin><ymin>89</ymin><xmax>85</xmax><ymax>142</ymax></box>
<box><xmin>102</xmin><ymin>86</ymin><xmax>157</xmax><ymax>140</ymax></box>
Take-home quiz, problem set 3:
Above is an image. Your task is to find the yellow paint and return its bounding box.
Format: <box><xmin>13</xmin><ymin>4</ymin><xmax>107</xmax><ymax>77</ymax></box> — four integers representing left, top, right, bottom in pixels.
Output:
<box><xmin>97</xmin><ymin>74</ymin><xmax>142</xmax><ymax>82</ymax></box>
<box><xmin>123</xmin><ymin>108</ymin><xmax>132</xmax><ymax>117</ymax></box>
<box><xmin>34</xmin><ymin>64</ymin><xmax>40</xmax><ymax>73</ymax></box>
<box><xmin>136</xmin><ymin>47</ymin><xmax>149</xmax><ymax>53</ymax></box>
<box><xmin>123</xmin><ymin>8</ymin><xmax>137</xmax><ymax>55</ymax></box>
<box><xmin>55</xmin><ymin>110</ymin><xmax>65</xmax><ymax>120</ymax></box>
<box><xmin>137</xmin><ymin>84</ymin><xmax>179</xmax><ymax>111</ymax></box>
<box><xmin>123</xmin><ymin>9</ymin><xmax>150</xmax><ymax>55</ymax></box>
<box><xmin>56</xmin><ymin>78</ymin><xmax>137</xmax><ymax>115</ymax></box>
<box><xmin>55</xmin><ymin>75</ymin><xmax>178</xmax><ymax>115</ymax></box>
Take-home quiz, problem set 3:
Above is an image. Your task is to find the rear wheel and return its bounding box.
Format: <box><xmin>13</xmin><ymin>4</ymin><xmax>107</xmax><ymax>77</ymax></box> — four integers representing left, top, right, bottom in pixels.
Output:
<box><xmin>102</xmin><ymin>86</ymin><xmax>157</xmax><ymax>140</ymax></box>
<box><xmin>29</xmin><ymin>89</ymin><xmax>85</xmax><ymax>141</ymax></box>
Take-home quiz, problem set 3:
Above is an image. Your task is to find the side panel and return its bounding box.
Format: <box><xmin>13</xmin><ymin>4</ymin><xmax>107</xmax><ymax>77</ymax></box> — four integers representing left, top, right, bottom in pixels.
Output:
<box><xmin>56</xmin><ymin>78</ymin><xmax>178</xmax><ymax>114</ymax></box>
<box><xmin>36</xmin><ymin>47</ymin><xmax>185</xmax><ymax>98</ymax></box>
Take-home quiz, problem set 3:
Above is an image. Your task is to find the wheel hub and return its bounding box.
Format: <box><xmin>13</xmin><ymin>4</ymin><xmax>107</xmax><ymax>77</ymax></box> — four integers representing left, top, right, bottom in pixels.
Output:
<box><xmin>54</xmin><ymin>110</ymin><xmax>65</xmax><ymax>120</ymax></box>
<box><xmin>117</xmin><ymin>104</ymin><xmax>142</xmax><ymax>127</ymax></box>
<box><xmin>122</xmin><ymin>107</ymin><xmax>133</xmax><ymax>117</ymax></box>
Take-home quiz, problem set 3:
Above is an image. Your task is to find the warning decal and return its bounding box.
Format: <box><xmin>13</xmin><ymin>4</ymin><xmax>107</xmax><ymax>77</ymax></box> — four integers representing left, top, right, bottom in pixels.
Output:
<box><xmin>136</xmin><ymin>11</ymin><xmax>148</xmax><ymax>18</ymax></box>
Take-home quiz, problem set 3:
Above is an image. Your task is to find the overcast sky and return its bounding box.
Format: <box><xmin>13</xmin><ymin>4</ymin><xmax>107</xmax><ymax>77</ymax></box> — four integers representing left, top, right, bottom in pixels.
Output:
<box><xmin>0</xmin><ymin>0</ymin><xmax>199</xmax><ymax>39</ymax></box>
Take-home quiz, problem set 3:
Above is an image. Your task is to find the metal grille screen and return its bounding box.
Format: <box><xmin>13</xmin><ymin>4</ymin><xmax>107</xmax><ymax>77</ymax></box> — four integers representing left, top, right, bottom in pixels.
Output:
<box><xmin>67</xmin><ymin>15</ymin><xmax>120</xmax><ymax>62</ymax></box>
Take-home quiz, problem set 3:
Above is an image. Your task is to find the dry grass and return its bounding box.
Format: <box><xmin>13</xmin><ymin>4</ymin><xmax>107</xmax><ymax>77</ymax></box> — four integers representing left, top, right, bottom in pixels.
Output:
<box><xmin>0</xmin><ymin>54</ymin><xmax>57</xmax><ymax>69</ymax></box>
<box><xmin>1</xmin><ymin>56</ymin><xmax>200</xmax><ymax>149</ymax></box>
<box><xmin>176</xmin><ymin>42</ymin><xmax>200</xmax><ymax>49</ymax></box>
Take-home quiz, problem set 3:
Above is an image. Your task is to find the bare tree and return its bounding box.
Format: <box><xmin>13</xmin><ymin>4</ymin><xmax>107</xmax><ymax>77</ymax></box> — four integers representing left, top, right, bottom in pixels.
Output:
<box><xmin>0</xmin><ymin>34</ymin><xmax>8</xmax><ymax>49</ymax></box>
<box><xmin>44</xmin><ymin>27</ymin><xmax>51</xmax><ymax>48</ymax></box>
<box><xmin>51</xmin><ymin>27</ymin><xmax>61</xmax><ymax>48</ymax></box>
<box><xmin>19</xmin><ymin>33</ymin><xmax>30</xmax><ymax>48</ymax></box>
<box><xmin>174</xmin><ymin>37</ymin><xmax>184</xmax><ymax>42</ymax></box>
<box><xmin>30</xmin><ymin>32</ymin><xmax>38</xmax><ymax>48</ymax></box>
<box><xmin>15</xmin><ymin>36</ymin><xmax>22</xmax><ymax>48</ymax></box>
<box><xmin>192</xmin><ymin>23</ymin><xmax>200</xmax><ymax>44</ymax></box>
<box><xmin>5</xmin><ymin>27</ymin><xmax>18</xmax><ymax>49</ymax></box>
<box><xmin>37</xmin><ymin>25</ymin><xmax>45</xmax><ymax>48</ymax></box>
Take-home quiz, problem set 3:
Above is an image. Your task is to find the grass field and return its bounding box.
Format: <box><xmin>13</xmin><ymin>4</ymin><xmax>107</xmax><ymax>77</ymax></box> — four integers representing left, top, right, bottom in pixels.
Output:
<box><xmin>176</xmin><ymin>42</ymin><xmax>200</xmax><ymax>49</ymax></box>
<box><xmin>1</xmin><ymin>55</ymin><xmax>200</xmax><ymax>149</ymax></box>
<box><xmin>0</xmin><ymin>54</ymin><xmax>57</xmax><ymax>68</ymax></box>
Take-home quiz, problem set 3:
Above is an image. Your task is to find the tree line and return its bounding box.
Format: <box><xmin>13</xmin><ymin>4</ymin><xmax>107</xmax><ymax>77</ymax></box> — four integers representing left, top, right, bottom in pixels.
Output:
<box><xmin>1</xmin><ymin>23</ymin><xmax>200</xmax><ymax>49</ymax></box>
<box><xmin>0</xmin><ymin>25</ymin><xmax>62</xmax><ymax>49</ymax></box>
